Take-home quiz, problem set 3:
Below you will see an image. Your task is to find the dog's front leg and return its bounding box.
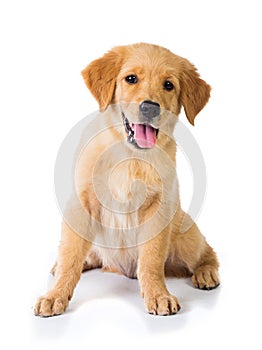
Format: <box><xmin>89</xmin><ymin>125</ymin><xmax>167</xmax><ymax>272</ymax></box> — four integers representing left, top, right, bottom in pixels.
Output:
<box><xmin>137</xmin><ymin>229</ymin><xmax>180</xmax><ymax>316</ymax></box>
<box><xmin>34</xmin><ymin>222</ymin><xmax>91</xmax><ymax>317</ymax></box>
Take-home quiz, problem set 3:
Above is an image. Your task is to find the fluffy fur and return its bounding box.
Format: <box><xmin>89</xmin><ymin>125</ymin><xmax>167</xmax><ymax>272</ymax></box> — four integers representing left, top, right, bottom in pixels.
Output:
<box><xmin>35</xmin><ymin>43</ymin><xmax>219</xmax><ymax>317</ymax></box>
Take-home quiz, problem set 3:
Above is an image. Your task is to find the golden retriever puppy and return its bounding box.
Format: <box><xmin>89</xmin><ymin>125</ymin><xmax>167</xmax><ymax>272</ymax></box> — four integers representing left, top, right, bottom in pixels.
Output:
<box><xmin>34</xmin><ymin>43</ymin><xmax>219</xmax><ymax>317</ymax></box>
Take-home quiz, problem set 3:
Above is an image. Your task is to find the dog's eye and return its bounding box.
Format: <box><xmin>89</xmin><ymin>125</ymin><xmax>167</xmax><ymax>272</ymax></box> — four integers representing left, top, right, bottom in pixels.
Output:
<box><xmin>125</xmin><ymin>75</ymin><xmax>138</xmax><ymax>84</ymax></box>
<box><xmin>163</xmin><ymin>80</ymin><xmax>174</xmax><ymax>91</ymax></box>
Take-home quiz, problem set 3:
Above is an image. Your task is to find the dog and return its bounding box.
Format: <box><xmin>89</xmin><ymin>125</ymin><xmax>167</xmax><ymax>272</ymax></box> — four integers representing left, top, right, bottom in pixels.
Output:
<box><xmin>34</xmin><ymin>43</ymin><xmax>220</xmax><ymax>317</ymax></box>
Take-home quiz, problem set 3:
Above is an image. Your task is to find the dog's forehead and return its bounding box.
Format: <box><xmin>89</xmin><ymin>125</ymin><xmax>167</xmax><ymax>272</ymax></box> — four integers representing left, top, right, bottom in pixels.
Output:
<box><xmin>121</xmin><ymin>49</ymin><xmax>181</xmax><ymax>76</ymax></box>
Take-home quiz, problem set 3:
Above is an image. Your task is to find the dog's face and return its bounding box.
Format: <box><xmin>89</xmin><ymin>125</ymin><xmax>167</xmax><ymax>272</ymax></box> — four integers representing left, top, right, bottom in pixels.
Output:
<box><xmin>82</xmin><ymin>43</ymin><xmax>211</xmax><ymax>149</ymax></box>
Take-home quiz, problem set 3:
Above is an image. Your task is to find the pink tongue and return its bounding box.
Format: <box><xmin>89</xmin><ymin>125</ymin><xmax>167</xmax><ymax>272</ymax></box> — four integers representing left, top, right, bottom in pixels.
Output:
<box><xmin>134</xmin><ymin>124</ymin><xmax>157</xmax><ymax>148</ymax></box>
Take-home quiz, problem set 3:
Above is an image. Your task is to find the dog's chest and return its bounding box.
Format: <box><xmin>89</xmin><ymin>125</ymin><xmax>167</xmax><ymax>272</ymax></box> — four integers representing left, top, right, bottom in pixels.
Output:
<box><xmin>95</xmin><ymin>158</ymin><xmax>160</xmax><ymax>245</ymax></box>
<box><xmin>91</xmin><ymin>152</ymin><xmax>177</xmax><ymax>276</ymax></box>
<box><xmin>94</xmin><ymin>165</ymin><xmax>141</xmax><ymax>276</ymax></box>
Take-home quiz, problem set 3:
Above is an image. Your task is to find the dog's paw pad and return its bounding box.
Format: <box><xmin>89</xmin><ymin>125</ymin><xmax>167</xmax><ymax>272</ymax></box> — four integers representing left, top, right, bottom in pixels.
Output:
<box><xmin>145</xmin><ymin>294</ymin><xmax>181</xmax><ymax>316</ymax></box>
<box><xmin>192</xmin><ymin>266</ymin><xmax>220</xmax><ymax>290</ymax></box>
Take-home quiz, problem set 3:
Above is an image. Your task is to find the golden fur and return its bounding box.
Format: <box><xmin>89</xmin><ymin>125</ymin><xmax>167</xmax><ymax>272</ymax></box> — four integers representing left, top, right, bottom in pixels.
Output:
<box><xmin>34</xmin><ymin>43</ymin><xmax>219</xmax><ymax>317</ymax></box>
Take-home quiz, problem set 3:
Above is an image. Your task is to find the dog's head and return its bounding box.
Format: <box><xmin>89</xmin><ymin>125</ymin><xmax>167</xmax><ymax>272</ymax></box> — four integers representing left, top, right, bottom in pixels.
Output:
<box><xmin>82</xmin><ymin>43</ymin><xmax>210</xmax><ymax>149</ymax></box>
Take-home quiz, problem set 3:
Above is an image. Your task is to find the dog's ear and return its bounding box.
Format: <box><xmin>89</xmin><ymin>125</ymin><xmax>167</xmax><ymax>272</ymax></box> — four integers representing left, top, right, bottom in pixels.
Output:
<box><xmin>81</xmin><ymin>47</ymin><xmax>126</xmax><ymax>110</ymax></box>
<box><xmin>180</xmin><ymin>61</ymin><xmax>211</xmax><ymax>125</ymax></box>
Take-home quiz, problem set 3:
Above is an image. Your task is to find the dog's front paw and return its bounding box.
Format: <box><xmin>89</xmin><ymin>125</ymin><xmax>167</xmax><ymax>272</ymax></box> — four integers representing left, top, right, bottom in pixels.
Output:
<box><xmin>144</xmin><ymin>293</ymin><xmax>181</xmax><ymax>316</ymax></box>
<box><xmin>34</xmin><ymin>291</ymin><xmax>69</xmax><ymax>317</ymax></box>
<box><xmin>192</xmin><ymin>265</ymin><xmax>220</xmax><ymax>290</ymax></box>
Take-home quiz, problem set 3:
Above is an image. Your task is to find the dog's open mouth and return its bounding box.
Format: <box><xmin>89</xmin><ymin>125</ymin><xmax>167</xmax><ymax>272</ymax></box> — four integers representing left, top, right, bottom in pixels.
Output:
<box><xmin>122</xmin><ymin>113</ymin><xmax>159</xmax><ymax>149</ymax></box>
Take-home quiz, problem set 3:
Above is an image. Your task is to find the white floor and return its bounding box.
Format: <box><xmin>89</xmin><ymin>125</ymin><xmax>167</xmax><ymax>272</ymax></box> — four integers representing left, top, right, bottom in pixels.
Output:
<box><xmin>32</xmin><ymin>267</ymin><xmax>220</xmax><ymax>346</ymax></box>
<box><xmin>16</xmin><ymin>248</ymin><xmax>260</xmax><ymax>350</ymax></box>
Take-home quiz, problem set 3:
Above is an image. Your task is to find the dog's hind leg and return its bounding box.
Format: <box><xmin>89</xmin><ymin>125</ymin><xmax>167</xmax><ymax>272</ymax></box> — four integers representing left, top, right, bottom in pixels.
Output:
<box><xmin>169</xmin><ymin>208</ymin><xmax>220</xmax><ymax>290</ymax></box>
<box><xmin>191</xmin><ymin>243</ymin><xmax>220</xmax><ymax>290</ymax></box>
<box><xmin>82</xmin><ymin>250</ymin><xmax>102</xmax><ymax>272</ymax></box>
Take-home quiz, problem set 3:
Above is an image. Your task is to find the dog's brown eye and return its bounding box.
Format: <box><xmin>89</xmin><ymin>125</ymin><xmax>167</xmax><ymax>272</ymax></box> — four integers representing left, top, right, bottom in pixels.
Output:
<box><xmin>163</xmin><ymin>80</ymin><xmax>174</xmax><ymax>91</ymax></box>
<box><xmin>125</xmin><ymin>75</ymin><xmax>138</xmax><ymax>84</ymax></box>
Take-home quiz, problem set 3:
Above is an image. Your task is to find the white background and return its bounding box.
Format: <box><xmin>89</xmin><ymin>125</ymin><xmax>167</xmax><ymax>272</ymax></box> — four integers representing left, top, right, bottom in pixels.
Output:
<box><xmin>1</xmin><ymin>0</ymin><xmax>262</xmax><ymax>349</ymax></box>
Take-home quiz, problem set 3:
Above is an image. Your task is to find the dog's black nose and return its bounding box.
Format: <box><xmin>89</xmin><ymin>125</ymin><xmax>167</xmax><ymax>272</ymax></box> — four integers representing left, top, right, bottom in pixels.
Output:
<box><xmin>139</xmin><ymin>100</ymin><xmax>160</xmax><ymax>120</ymax></box>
